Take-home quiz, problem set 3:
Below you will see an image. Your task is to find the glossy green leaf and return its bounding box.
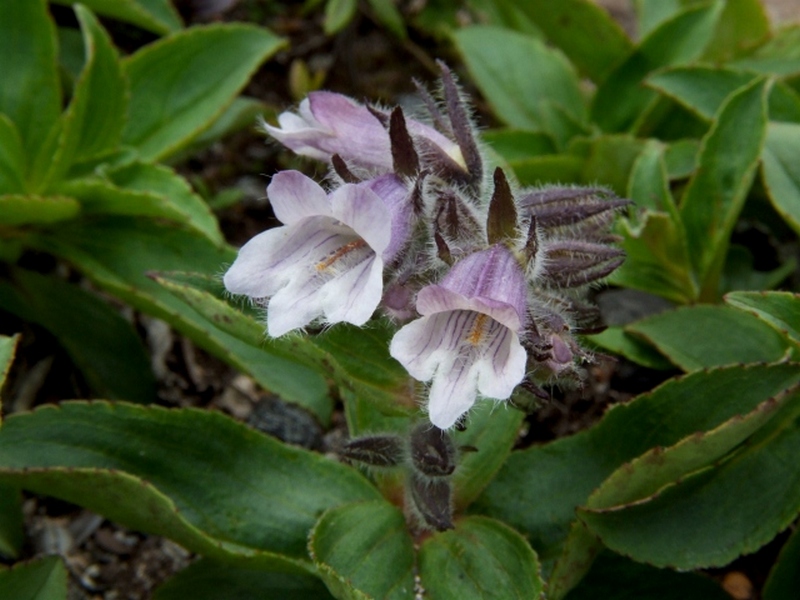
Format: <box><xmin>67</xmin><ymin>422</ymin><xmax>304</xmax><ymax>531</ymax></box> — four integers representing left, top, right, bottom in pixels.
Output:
<box><xmin>154</xmin><ymin>559</ymin><xmax>335</xmax><ymax>600</ymax></box>
<box><xmin>610</xmin><ymin>211</ymin><xmax>697</xmax><ymax>304</ymax></box>
<box><xmin>452</xmin><ymin>401</ymin><xmax>524</xmax><ymax>509</ymax></box>
<box><xmin>0</xmin><ymin>194</ymin><xmax>80</xmax><ymax>226</ymax></box>
<box><xmin>564</xmin><ymin>552</ymin><xmax>730</xmax><ymax>600</ymax></box>
<box><xmin>0</xmin><ymin>555</ymin><xmax>67</xmax><ymax>600</ymax></box>
<box><xmin>311</xmin><ymin>501</ymin><xmax>415</xmax><ymax>600</ymax></box>
<box><xmin>122</xmin><ymin>24</ymin><xmax>285</xmax><ymax>161</ymax></box>
<box><xmin>41</xmin><ymin>6</ymin><xmax>127</xmax><ymax>188</ymax></box>
<box><xmin>0</xmin><ymin>115</ymin><xmax>26</xmax><ymax>194</ymax></box>
<box><xmin>679</xmin><ymin>77</ymin><xmax>770</xmax><ymax>299</ymax></box>
<box><xmin>733</xmin><ymin>25</ymin><xmax>800</xmax><ymax>76</ymax></box>
<box><xmin>0</xmin><ymin>269</ymin><xmax>156</xmax><ymax>403</ymax></box>
<box><xmin>324</xmin><ymin>0</ymin><xmax>358</xmax><ymax>35</ymax></box>
<box><xmin>579</xmin><ymin>388</ymin><xmax>800</xmax><ymax>569</ymax></box>
<box><xmin>50</xmin><ymin>0</ymin><xmax>182</xmax><ymax>35</ymax></box>
<box><xmin>418</xmin><ymin>516</ymin><xmax>543</xmax><ymax>600</ymax></box>
<box><xmin>0</xmin><ymin>0</ymin><xmax>61</xmax><ymax>158</ymax></box>
<box><xmin>762</xmin><ymin>122</ymin><xmax>800</xmax><ymax>235</ymax></box>
<box><xmin>648</xmin><ymin>66</ymin><xmax>800</xmax><ymax>122</ymax></box>
<box><xmin>586</xmin><ymin>391</ymin><xmax>793</xmax><ymax>511</ymax></box>
<box><xmin>0</xmin><ymin>402</ymin><xmax>380</xmax><ymax>562</ymax></box>
<box><xmin>482</xmin><ymin>130</ymin><xmax>556</xmax><ymax>162</ymax></box>
<box><xmin>763</xmin><ymin>525</ymin><xmax>800</xmax><ymax>600</ymax></box>
<box><xmin>725</xmin><ymin>291</ymin><xmax>800</xmax><ymax>347</ymax></box>
<box><xmin>183</xmin><ymin>96</ymin><xmax>270</xmax><ymax>154</ymax></box>
<box><xmin>508</xmin><ymin>0</ymin><xmax>632</xmax><ymax>82</ymax></box>
<box><xmin>34</xmin><ymin>218</ymin><xmax>332</xmax><ymax>421</ymax></box>
<box><xmin>472</xmin><ymin>363</ymin><xmax>800</xmax><ymax>566</ymax></box>
<box><xmin>454</xmin><ymin>26</ymin><xmax>585</xmax><ymax>130</ymax></box>
<box><xmin>592</xmin><ymin>3</ymin><xmax>723</xmax><ymax>132</ymax></box>
<box><xmin>627</xmin><ymin>304</ymin><xmax>791</xmax><ymax>371</ymax></box>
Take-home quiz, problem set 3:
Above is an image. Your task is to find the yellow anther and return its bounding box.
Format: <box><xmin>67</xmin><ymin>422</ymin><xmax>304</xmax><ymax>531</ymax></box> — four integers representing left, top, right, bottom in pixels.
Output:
<box><xmin>467</xmin><ymin>313</ymin><xmax>489</xmax><ymax>346</ymax></box>
<box><xmin>316</xmin><ymin>239</ymin><xmax>367</xmax><ymax>272</ymax></box>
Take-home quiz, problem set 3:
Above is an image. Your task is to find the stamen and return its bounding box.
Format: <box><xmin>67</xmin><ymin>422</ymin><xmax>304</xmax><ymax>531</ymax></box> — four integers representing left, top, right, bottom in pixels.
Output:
<box><xmin>316</xmin><ymin>238</ymin><xmax>367</xmax><ymax>272</ymax></box>
<box><xmin>467</xmin><ymin>313</ymin><xmax>489</xmax><ymax>346</ymax></box>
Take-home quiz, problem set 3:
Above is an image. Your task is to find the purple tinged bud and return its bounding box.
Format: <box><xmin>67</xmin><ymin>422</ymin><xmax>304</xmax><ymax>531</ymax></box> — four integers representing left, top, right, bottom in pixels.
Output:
<box><xmin>410</xmin><ymin>424</ymin><xmax>457</xmax><ymax>478</ymax></box>
<box><xmin>341</xmin><ymin>435</ymin><xmax>405</xmax><ymax>467</ymax></box>
<box><xmin>519</xmin><ymin>186</ymin><xmax>631</xmax><ymax>232</ymax></box>
<box><xmin>264</xmin><ymin>91</ymin><xmax>462</xmax><ymax>174</ymax></box>
<box><xmin>409</xmin><ymin>472</ymin><xmax>454</xmax><ymax>531</ymax></box>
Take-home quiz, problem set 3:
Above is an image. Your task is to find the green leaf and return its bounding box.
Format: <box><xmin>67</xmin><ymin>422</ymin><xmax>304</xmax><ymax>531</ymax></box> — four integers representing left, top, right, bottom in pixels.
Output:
<box><xmin>632</xmin><ymin>0</ymin><xmax>684</xmax><ymax>39</ymax></box>
<box><xmin>627</xmin><ymin>140</ymin><xmax>677</xmax><ymax>216</ymax></box>
<box><xmin>587</xmin><ymin>327</ymin><xmax>674</xmax><ymax>370</ymax></box>
<box><xmin>664</xmin><ymin>138</ymin><xmax>699</xmax><ymax>180</ymax></box>
<box><xmin>50</xmin><ymin>0</ymin><xmax>182</xmax><ymax>35</ymax></box>
<box><xmin>586</xmin><ymin>391</ymin><xmax>792</xmax><ymax>511</ymax></box>
<box><xmin>472</xmin><ymin>363</ymin><xmax>800</xmax><ymax>566</ymax></box>
<box><xmin>0</xmin><ymin>483</ymin><xmax>23</xmax><ymax>559</ymax></box>
<box><xmin>721</xmin><ymin>245</ymin><xmax>797</xmax><ymax>294</ymax></box>
<box><xmin>0</xmin><ymin>194</ymin><xmax>80</xmax><ymax>226</ymax></box>
<box><xmin>182</xmin><ymin>96</ymin><xmax>270</xmax><ymax>154</ymax></box>
<box><xmin>0</xmin><ymin>402</ymin><xmax>380</xmax><ymax>562</ymax></box>
<box><xmin>452</xmin><ymin>401</ymin><xmax>523</xmax><ymax>509</ymax></box>
<box><xmin>324</xmin><ymin>0</ymin><xmax>358</xmax><ymax>35</ymax></box>
<box><xmin>418</xmin><ymin>516</ymin><xmax>543</xmax><ymax>600</ymax></box>
<box><xmin>679</xmin><ymin>76</ymin><xmax>770</xmax><ymax>299</ymax></box>
<box><xmin>762</xmin><ymin>122</ymin><xmax>800</xmax><ymax>235</ymax></box>
<box><xmin>725</xmin><ymin>291</ymin><xmax>800</xmax><ymax>347</ymax></box>
<box><xmin>648</xmin><ymin>66</ymin><xmax>800</xmax><ymax>122</ymax></box>
<box><xmin>365</xmin><ymin>0</ymin><xmax>406</xmax><ymax>39</ymax></box>
<box><xmin>701</xmin><ymin>0</ymin><xmax>770</xmax><ymax>62</ymax></box>
<box><xmin>0</xmin><ymin>0</ymin><xmax>61</xmax><ymax>158</ymax></box>
<box><xmin>0</xmin><ymin>333</ymin><xmax>18</xmax><ymax>394</ymax></box>
<box><xmin>481</xmin><ymin>130</ymin><xmax>556</xmax><ymax>162</ymax></box>
<box><xmin>580</xmin><ymin>135</ymin><xmax>645</xmax><ymax>196</ymax></box>
<box><xmin>0</xmin><ymin>269</ymin><xmax>156</xmax><ymax>403</ymax></box>
<box><xmin>763</xmin><ymin>525</ymin><xmax>800</xmax><ymax>600</ymax></box>
<box><xmin>627</xmin><ymin>304</ymin><xmax>792</xmax><ymax>371</ymax></box>
<box><xmin>0</xmin><ymin>555</ymin><xmax>68</xmax><ymax>600</ymax></box>
<box><xmin>579</xmin><ymin>387</ymin><xmax>800</xmax><ymax>569</ymax></box>
<box><xmin>310</xmin><ymin>501</ymin><xmax>415</xmax><ymax>600</ymax></box>
<box><xmin>454</xmin><ymin>26</ymin><xmax>586</xmax><ymax>130</ymax></box>
<box><xmin>36</xmin><ymin>218</ymin><xmax>332</xmax><ymax>421</ymax></box>
<box><xmin>610</xmin><ymin>211</ymin><xmax>697</xmax><ymax>304</ymax></box>
<box><xmin>564</xmin><ymin>552</ymin><xmax>730</xmax><ymax>600</ymax></box>
<box><xmin>154</xmin><ymin>559</ymin><xmax>335</xmax><ymax>600</ymax></box>
<box><xmin>40</xmin><ymin>6</ymin><xmax>127</xmax><ymax>188</ymax></box>
<box><xmin>0</xmin><ymin>115</ymin><xmax>26</xmax><ymax>194</ymax></box>
<box><xmin>507</xmin><ymin>0</ymin><xmax>632</xmax><ymax>83</ymax></box>
<box><xmin>733</xmin><ymin>25</ymin><xmax>800</xmax><ymax>76</ymax></box>
<box><xmin>508</xmin><ymin>155</ymin><xmax>584</xmax><ymax>186</ymax></box>
<box><xmin>122</xmin><ymin>24</ymin><xmax>285</xmax><ymax>161</ymax></box>
<box><xmin>106</xmin><ymin>161</ymin><xmax>221</xmax><ymax>243</ymax></box>
<box><xmin>591</xmin><ymin>3</ymin><xmax>723</xmax><ymax>132</ymax></box>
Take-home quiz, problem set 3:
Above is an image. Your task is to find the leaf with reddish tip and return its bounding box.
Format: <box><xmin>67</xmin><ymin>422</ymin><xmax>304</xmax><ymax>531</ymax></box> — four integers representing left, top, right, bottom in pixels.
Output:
<box><xmin>725</xmin><ymin>291</ymin><xmax>800</xmax><ymax>348</ymax></box>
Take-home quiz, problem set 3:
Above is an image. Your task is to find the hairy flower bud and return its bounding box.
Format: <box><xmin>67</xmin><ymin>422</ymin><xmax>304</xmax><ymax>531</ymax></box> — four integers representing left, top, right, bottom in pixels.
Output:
<box><xmin>341</xmin><ymin>435</ymin><xmax>405</xmax><ymax>467</ymax></box>
<box><xmin>409</xmin><ymin>424</ymin><xmax>457</xmax><ymax>478</ymax></box>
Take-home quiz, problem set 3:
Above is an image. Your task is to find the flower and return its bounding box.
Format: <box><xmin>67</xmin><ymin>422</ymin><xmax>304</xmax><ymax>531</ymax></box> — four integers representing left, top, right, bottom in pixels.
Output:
<box><xmin>224</xmin><ymin>170</ymin><xmax>409</xmax><ymax>336</ymax></box>
<box><xmin>390</xmin><ymin>245</ymin><xmax>528</xmax><ymax>429</ymax></box>
<box><xmin>263</xmin><ymin>91</ymin><xmax>463</xmax><ymax>173</ymax></box>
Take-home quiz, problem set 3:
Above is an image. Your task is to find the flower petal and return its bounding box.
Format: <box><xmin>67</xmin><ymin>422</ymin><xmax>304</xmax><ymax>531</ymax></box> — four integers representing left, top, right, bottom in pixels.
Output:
<box><xmin>416</xmin><ymin>285</ymin><xmax>523</xmax><ymax>332</ymax></box>
<box><xmin>267</xmin><ymin>170</ymin><xmax>331</xmax><ymax>225</ymax></box>
<box><xmin>331</xmin><ymin>184</ymin><xmax>392</xmax><ymax>255</ymax></box>
<box><xmin>266</xmin><ymin>276</ymin><xmax>326</xmax><ymax>337</ymax></box>
<box><xmin>475</xmin><ymin>326</ymin><xmax>527</xmax><ymax>399</ymax></box>
<box><xmin>320</xmin><ymin>255</ymin><xmax>383</xmax><ymax>326</ymax></box>
<box><xmin>427</xmin><ymin>355</ymin><xmax>479</xmax><ymax>429</ymax></box>
<box><xmin>390</xmin><ymin>312</ymin><xmax>471</xmax><ymax>381</ymax></box>
<box><xmin>223</xmin><ymin>217</ymin><xmax>348</xmax><ymax>299</ymax></box>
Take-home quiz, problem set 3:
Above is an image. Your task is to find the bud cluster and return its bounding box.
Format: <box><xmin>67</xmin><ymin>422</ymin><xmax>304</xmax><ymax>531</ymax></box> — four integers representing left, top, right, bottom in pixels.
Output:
<box><xmin>340</xmin><ymin>423</ymin><xmax>458</xmax><ymax>531</ymax></box>
<box><xmin>224</xmin><ymin>63</ymin><xmax>629</xmax><ymax>430</ymax></box>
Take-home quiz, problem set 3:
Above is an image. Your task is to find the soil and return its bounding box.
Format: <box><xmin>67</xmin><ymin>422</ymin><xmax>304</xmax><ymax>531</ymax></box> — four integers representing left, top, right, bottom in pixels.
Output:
<box><xmin>2</xmin><ymin>1</ymin><xmax>799</xmax><ymax>598</ymax></box>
